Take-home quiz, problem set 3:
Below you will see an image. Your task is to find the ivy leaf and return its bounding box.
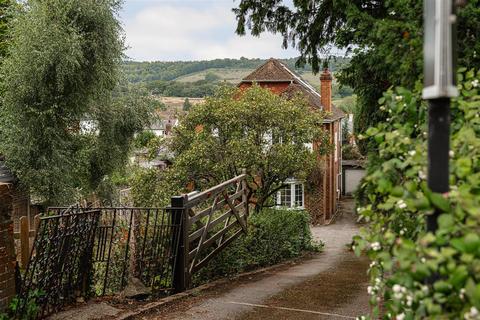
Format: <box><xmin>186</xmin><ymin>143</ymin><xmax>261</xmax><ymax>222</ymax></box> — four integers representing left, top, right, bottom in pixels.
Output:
<box><xmin>449</xmin><ymin>266</ymin><xmax>469</xmax><ymax>289</ymax></box>
<box><xmin>428</xmin><ymin>193</ymin><xmax>450</xmax><ymax>212</ymax></box>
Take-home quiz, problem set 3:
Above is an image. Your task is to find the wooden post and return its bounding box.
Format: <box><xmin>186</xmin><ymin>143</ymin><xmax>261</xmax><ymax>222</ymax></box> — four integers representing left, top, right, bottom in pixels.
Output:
<box><xmin>241</xmin><ymin>169</ymin><xmax>249</xmax><ymax>219</ymax></box>
<box><xmin>33</xmin><ymin>214</ymin><xmax>40</xmax><ymax>237</ymax></box>
<box><xmin>170</xmin><ymin>195</ymin><xmax>190</xmax><ymax>293</ymax></box>
<box><xmin>19</xmin><ymin>216</ymin><xmax>29</xmax><ymax>269</ymax></box>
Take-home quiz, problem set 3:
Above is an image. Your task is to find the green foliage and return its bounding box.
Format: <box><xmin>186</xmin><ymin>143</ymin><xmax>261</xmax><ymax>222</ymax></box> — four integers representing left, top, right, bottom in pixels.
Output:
<box><xmin>204</xmin><ymin>72</ymin><xmax>221</xmax><ymax>82</ymax></box>
<box><xmin>234</xmin><ymin>1</ymin><xmax>480</xmax><ymax>154</ymax></box>
<box><xmin>194</xmin><ymin>208</ymin><xmax>321</xmax><ymax>284</ymax></box>
<box><xmin>353</xmin><ymin>70</ymin><xmax>480</xmax><ymax>319</ymax></box>
<box><xmin>134</xmin><ymin>130</ymin><xmax>157</xmax><ymax>149</ymax></box>
<box><xmin>182</xmin><ymin>98</ymin><xmax>192</xmax><ymax>111</ymax></box>
<box><xmin>121</xmin><ymin>57</ymin><xmax>350</xmax><ymax>83</ymax></box>
<box><xmin>342</xmin><ymin>144</ymin><xmax>362</xmax><ymax>161</ymax></box>
<box><xmin>0</xmin><ymin>290</ymin><xmax>43</xmax><ymax>320</ymax></box>
<box><xmin>0</xmin><ymin>0</ymin><xmax>155</xmax><ymax>204</ymax></box>
<box><xmin>168</xmin><ymin>84</ymin><xmax>329</xmax><ymax>211</ymax></box>
<box><xmin>144</xmin><ymin>79</ymin><xmax>231</xmax><ymax>98</ymax></box>
<box><xmin>0</xmin><ymin>0</ymin><xmax>14</xmax><ymax>60</ymax></box>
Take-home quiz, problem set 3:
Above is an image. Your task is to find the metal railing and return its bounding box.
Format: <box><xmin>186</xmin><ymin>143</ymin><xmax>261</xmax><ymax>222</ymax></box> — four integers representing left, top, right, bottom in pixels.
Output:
<box><xmin>18</xmin><ymin>207</ymin><xmax>181</xmax><ymax>317</ymax></box>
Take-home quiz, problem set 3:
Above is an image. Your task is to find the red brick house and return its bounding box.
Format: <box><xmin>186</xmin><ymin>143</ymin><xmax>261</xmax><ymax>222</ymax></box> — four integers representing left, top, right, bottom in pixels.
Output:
<box><xmin>238</xmin><ymin>58</ymin><xmax>345</xmax><ymax>224</ymax></box>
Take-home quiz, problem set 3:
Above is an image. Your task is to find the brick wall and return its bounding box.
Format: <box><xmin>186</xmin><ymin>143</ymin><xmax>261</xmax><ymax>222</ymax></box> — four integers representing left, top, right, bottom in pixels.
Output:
<box><xmin>305</xmin><ymin>164</ymin><xmax>325</xmax><ymax>225</ymax></box>
<box><xmin>0</xmin><ymin>185</ymin><xmax>16</xmax><ymax>311</ymax></box>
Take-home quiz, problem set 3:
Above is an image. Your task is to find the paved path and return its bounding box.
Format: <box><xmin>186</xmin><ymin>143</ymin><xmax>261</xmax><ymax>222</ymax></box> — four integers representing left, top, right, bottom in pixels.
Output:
<box><xmin>142</xmin><ymin>198</ymin><xmax>370</xmax><ymax>320</ymax></box>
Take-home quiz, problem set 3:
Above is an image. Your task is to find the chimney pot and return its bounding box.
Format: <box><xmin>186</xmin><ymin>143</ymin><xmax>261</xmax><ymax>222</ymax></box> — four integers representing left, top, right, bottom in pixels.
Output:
<box><xmin>320</xmin><ymin>68</ymin><xmax>332</xmax><ymax>112</ymax></box>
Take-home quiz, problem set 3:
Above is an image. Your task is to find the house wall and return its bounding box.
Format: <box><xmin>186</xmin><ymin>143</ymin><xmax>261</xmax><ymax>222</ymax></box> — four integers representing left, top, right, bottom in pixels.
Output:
<box><xmin>318</xmin><ymin>120</ymin><xmax>342</xmax><ymax>223</ymax></box>
<box><xmin>0</xmin><ymin>185</ymin><xmax>16</xmax><ymax>311</ymax></box>
<box><xmin>344</xmin><ymin>168</ymin><xmax>366</xmax><ymax>195</ymax></box>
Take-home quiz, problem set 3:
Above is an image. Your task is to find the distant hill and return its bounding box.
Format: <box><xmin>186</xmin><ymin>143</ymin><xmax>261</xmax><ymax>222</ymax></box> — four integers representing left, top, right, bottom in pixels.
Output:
<box><xmin>121</xmin><ymin>57</ymin><xmax>351</xmax><ymax>87</ymax></box>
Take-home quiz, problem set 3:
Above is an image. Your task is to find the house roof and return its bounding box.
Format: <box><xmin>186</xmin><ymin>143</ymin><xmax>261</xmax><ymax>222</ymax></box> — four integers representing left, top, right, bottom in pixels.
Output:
<box><xmin>240</xmin><ymin>58</ymin><xmax>345</xmax><ymax>122</ymax></box>
<box><xmin>324</xmin><ymin>104</ymin><xmax>346</xmax><ymax>123</ymax></box>
<box><xmin>0</xmin><ymin>161</ymin><xmax>14</xmax><ymax>185</ymax></box>
<box><xmin>281</xmin><ymin>83</ymin><xmax>323</xmax><ymax>109</ymax></box>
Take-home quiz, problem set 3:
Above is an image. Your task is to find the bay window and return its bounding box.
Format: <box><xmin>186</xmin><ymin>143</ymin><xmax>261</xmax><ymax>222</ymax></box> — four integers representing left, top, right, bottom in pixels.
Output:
<box><xmin>274</xmin><ymin>181</ymin><xmax>304</xmax><ymax>209</ymax></box>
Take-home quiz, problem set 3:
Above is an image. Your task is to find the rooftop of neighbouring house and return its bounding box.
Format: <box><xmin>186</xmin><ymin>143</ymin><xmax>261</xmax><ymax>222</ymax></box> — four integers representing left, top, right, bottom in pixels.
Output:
<box><xmin>239</xmin><ymin>58</ymin><xmax>345</xmax><ymax>122</ymax></box>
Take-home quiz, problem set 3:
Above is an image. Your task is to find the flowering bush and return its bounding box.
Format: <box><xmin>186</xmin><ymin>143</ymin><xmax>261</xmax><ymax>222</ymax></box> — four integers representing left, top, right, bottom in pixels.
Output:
<box><xmin>354</xmin><ymin>69</ymin><xmax>480</xmax><ymax>319</ymax></box>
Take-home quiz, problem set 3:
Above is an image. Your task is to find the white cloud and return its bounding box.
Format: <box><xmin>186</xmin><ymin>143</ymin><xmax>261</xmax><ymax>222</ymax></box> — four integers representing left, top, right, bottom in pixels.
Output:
<box><xmin>122</xmin><ymin>2</ymin><xmax>299</xmax><ymax>61</ymax></box>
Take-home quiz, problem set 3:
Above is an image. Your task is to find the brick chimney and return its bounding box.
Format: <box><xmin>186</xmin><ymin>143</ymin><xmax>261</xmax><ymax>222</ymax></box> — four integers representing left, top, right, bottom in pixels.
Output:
<box><xmin>320</xmin><ymin>68</ymin><xmax>332</xmax><ymax>112</ymax></box>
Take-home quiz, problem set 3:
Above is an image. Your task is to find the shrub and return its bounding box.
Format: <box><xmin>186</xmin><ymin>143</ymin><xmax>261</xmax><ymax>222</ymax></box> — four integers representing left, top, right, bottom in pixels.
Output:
<box><xmin>342</xmin><ymin>143</ymin><xmax>363</xmax><ymax>160</ymax></box>
<box><xmin>193</xmin><ymin>208</ymin><xmax>322</xmax><ymax>284</ymax></box>
<box><xmin>353</xmin><ymin>69</ymin><xmax>480</xmax><ymax>319</ymax></box>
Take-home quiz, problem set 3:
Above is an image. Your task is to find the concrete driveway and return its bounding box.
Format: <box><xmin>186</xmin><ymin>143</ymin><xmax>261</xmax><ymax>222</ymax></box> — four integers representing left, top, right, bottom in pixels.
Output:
<box><xmin>140</xmin><ymin>198</ymin><xmax>370</xmax><ymax>320</ymax></box>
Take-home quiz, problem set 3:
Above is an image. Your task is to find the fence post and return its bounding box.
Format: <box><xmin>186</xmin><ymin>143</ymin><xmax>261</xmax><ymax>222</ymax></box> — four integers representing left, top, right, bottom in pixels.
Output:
<box><xmin>170</xmin><ymin>195</ymin><xmax>190</xmax><ymax>293</ymax></box>
<box><xmin>241</xmin><ymin>169</ymin><xmax>249</xmax><ymax>219</ymax></box>
<box><xmin>19</xmin><ymin>216</ymin><xmax>29</xmax><ymax>269</ymax></box>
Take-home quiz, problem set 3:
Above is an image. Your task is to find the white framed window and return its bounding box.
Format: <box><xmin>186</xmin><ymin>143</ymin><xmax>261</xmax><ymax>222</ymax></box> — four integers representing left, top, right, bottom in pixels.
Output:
<box><xmin>274</xmin><ymin>180</ymin><xmax>304</xmax><ymax>209</ymax></box>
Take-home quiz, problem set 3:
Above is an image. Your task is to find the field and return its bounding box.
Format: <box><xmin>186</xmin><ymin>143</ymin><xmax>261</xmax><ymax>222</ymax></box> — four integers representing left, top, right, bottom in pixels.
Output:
<box><xmin>174</xmin><ymin>67</ymin><xmax>322</xmax><ymax>87</ymax></box>
<box><xmin>156</xmin><ymin>96</ymin><xmax>205</xmax><ymax>118</ymax></box>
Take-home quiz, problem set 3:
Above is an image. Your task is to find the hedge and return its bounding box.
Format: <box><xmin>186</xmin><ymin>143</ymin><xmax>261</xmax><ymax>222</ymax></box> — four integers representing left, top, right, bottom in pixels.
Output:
<box><xmin>193</xmin><ymin>208</ymin><xmax>322</xmax><ymax>284</ymax></box>
<box><xmin>354</xmin><ymin>69</ymin><xmax>480</xmax><ymax>319</ymax></box>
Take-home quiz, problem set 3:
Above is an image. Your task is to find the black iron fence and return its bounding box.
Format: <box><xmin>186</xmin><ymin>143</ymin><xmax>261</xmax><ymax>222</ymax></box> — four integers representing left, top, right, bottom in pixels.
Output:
<box><xmin>16</xmin><ymin>174</ymin><xmax>249</xmax><ymax>318</ymax></box>
<box><xmin>18</xmin><ymin>207</ymin><xmax>181</xmax><ymax>317</ymax></box>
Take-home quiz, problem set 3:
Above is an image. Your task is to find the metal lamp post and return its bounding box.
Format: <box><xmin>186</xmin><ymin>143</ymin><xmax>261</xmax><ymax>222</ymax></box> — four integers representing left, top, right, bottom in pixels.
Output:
<box><xmin>422</xmin><ymin>0</ymin><xmax>458</xmax><ymax>232</ymax></box>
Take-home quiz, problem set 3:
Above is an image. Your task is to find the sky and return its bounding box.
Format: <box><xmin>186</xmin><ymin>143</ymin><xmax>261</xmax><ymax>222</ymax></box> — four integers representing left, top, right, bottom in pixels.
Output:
<box><xmin>120</xmin><ymin>0</ymin><xmax>300</xmax><ymax>62</ymax></box>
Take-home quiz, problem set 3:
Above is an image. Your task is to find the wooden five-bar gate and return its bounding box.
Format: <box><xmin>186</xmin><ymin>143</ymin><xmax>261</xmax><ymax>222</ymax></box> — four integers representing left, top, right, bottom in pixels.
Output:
<box><xmin>170</xmin><ymin>173</ymin><xmax>249</xmax><ymax>291</ymax></box>
<box><xmin>17</xmin><ymin>174</ymin><xmax>249</xmax><ymax>317</ymax></box>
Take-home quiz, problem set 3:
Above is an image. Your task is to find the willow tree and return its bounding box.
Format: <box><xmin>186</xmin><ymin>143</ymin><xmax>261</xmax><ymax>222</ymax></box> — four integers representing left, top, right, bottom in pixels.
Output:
<box><xmin>0</xmin><ymin>0</ymin><xmax>154</xmax><ymax>204</ymax></box>
<box><xmin>0</xmin><ymin>0</ymin><xmax>14</xmax><ymax>59</ymax></box>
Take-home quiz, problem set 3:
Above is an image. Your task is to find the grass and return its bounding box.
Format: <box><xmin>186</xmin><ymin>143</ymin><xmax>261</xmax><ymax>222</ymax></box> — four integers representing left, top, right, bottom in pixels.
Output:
<box><xmin>173</xmin><ymin>67</ymin><xmax>322</xmax><ymax>87</ymax></box>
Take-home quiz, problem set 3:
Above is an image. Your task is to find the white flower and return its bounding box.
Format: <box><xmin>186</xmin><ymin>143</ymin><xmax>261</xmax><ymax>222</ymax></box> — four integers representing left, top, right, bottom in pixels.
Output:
<box><xmin>371</xmin><ymin>242</ymin><xmax>381</xmax><ymax>251</ymax></box>
<box><xmin>449</xmin><ymin>150</ymin><xmax>455</xmax><ymax>157</ymax></box>
<box><xmin>397</xmin><ymin>199</ymin><xmax>407</xmax><ymax>209</ymax></box>
<box><xmin>406</xmin><ymin>295</ymin><xmax>413</xmax><ymax>307</ymax></box>
<box><xmin>419</xmin><ymin>170</ymin><xmax>427</xmax><ymax>180</ymax></box>
<box><xmin>369</xmin><ymin>261</ymin><xmax>376</xmax><ymax>268</ymax></box>
<box><xmin>396</xmin><ymin>313</ymin><xmax>406</xmax><ymax>320</ymax></box>
<box><xmin>460</xmin><ymin>288</ymin><xmax>466</xmax><ymax>300</ymax></box>
<box><xmin>395</xmin><ymin>95</ymin><xmax>403</xmax><ymax>101</ymax></box>
<box><xmin>375</xmin><ymin>277</ymin><xmax>382</xmax><ymax>284</ymax></box>
<box><xmin>470</xmin><ymin>307</ymin><xmax>479</xmax><ymax>317</ymax></box>
<box><xmin>393</xmin><ymin>284</ymin><xmax>403</xmax><ymax>293</ymax></box>
<box><xmin>380</xmin><ymin>106</ymin><xmax>386</xmax><ymax>111</ymax></box>
<box><xmin>408</xmin><ymin>150</ymin><xmax>416</xmax><ymax>156</ymax></box>
<box><xmin>472</xmin><ymin>79</ymin><xmax>479</xmax><ymax>88</ymax></box>
<box><xmin>386</xmin><ymin>118</ymin><xmax>391</xmax><ymax>122</ymax></box>
<box><xmin>465</xmin><ymin>307</ymin><xmax>480</xmax><ymax>320</ymax></box>
<box><xmin>367</xmin><ymin>286</ymin><xmax>374</xmax><ymax>295</ymax></box>
<box><xmin>400</xmin><ymin>229</ymin><xmax>405</xmax><ymax>235</ymax></box>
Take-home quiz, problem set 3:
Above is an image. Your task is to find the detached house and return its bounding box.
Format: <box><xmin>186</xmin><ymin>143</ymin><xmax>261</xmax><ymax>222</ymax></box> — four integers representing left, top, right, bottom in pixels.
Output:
<box><xmin>238</xmin><ymin>58</ymin><xmax>345</xmax><ymax>224</ymax></box>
